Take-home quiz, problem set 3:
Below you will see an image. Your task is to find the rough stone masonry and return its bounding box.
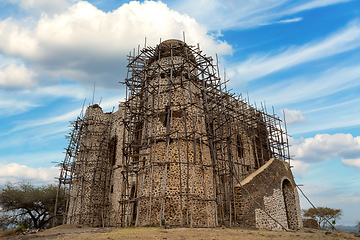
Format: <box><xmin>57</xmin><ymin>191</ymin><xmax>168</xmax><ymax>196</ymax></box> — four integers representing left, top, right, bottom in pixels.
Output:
<box><xmin>59</xmin><ymin>39</ymin><xmax>303</xmax><ymax>231</ymax></box>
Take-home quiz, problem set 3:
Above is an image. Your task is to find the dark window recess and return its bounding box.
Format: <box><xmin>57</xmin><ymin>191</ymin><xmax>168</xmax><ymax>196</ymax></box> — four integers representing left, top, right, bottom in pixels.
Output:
<box><xmin>111</xmin><ymin>185</ymin><xmax>114</xmax><ymax>193</ymax></box>
<box><xmin>109</xmin><ymin>137</ymin><xmax>117</xmax><ymax>165</ymax></box>
<box><xmin>130</xmin><ymin>185</ymin><xmax>136</xmax><ymax>199</ymax></box>
<box><xmin>131</xmin><ymin>185</ymin><xmax>137</xmax><ymax>224</ymax></box>
<box><xmin>172</xmin><ymin>110</ymin><xmax>183</xmax><ymax>118</ymax></box>
<box><xmin>162</xmin><ymin>105</ymin><xmax>171</xmax><ymax>128</ymax></box>
<box><xmin>237</xmin><ymin>134</ymin><xmax>244</xmax><ymax>158</ymax></box>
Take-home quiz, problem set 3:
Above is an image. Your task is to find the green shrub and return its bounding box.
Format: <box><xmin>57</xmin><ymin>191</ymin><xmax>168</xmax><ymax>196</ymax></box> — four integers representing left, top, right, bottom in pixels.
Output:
<box><xmin>16</xmin><ymin>223</ymin><xmax>25</xmax><ymax>232</ymax></box>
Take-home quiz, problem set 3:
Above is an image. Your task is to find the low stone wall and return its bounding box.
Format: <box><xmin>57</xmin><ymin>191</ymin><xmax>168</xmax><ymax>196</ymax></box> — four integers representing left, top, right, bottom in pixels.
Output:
<box><xmin>234</xmin><ymin>158</ymin><xmax>302</xmax><ymax>230</ymax></box>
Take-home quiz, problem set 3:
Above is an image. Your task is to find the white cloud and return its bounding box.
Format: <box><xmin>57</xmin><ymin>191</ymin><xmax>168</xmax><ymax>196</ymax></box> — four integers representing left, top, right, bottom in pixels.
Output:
<box><xmin>0</xmin><ymin>63</ymin><xmax>37</xmax><ymax>88</ymax></box>
<box><xmin>0</xmin><ymin>1</ymin><xmax>232</xmax><ymax>88</ymax></box>
<box><xmin>291</xmin><ymin>159</ymin><xmax>310</xmax><ymax>177</ymax></box>
<box><xmin>98</xmin><ymin>95</ymin><xmax>124</xmax><ymax>112</ymax></box>
<box><xmin>291</xmin><ymin>133</ymin><xmax>360</xmax><ymax>165</ymax></box>
<box><xmin>282</xmin><ymin>108</ymin><xmax>306</xmax><ymax>124</ymax></box>
<box><xmin>0</xmin><ymin>163</ymin><xmax>59</xmax><ymax>185</ymax></box>
<box><xmin>228</xmin><ymin>20</ymin><xmax>360</xmax><ymax>82</ymax></box>
<box><xmin>341</xmin><ymin>158</ymin><xmax>360</xmax><ymax>169</ymax></box>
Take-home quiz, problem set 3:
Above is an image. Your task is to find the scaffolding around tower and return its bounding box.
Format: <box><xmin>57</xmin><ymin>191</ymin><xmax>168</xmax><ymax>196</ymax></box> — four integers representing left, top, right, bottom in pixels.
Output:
<box><xmin>54</xmin><ymin>39</ymin><xmax>299</xmax><ymax>230</ymax></box>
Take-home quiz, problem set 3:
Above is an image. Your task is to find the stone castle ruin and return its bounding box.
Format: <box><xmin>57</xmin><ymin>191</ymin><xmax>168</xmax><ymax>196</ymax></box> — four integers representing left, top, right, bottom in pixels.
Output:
<box><xmin>54</xmin><ymin>39</ymin><xmax>303</xmax><ymax>230</ymax></box>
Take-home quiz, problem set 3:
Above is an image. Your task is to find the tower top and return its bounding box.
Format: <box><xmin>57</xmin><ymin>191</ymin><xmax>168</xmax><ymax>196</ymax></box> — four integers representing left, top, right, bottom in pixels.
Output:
<box><xmin>149</xmin><ymin>39</ymin><xmax>195</xmax><ymax>63</ymax></box>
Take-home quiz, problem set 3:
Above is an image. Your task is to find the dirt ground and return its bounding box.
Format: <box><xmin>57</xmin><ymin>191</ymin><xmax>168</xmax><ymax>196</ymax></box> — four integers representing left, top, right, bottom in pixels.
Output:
<box><xmin>2</xmin><ymin>225</ymin><xmax>360</xmax><ymax>240</ymax></box>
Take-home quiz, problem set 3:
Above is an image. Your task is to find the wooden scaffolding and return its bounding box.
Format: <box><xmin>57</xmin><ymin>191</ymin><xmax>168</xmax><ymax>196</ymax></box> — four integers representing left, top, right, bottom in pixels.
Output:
<box><xmin>54</xmin><ymin>39</ymin><xmax>291</xmax><ymax>228</ymax></box>
<box><xmin>118</xmin><ymin>39</ymin><xmax>291</xmax><ymax>227</ymax></box>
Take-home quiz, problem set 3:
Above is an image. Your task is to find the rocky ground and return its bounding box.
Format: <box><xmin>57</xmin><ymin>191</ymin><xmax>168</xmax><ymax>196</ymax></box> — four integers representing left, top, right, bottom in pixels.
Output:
<box><xmin>1</xmin><ymin>225</ymin><xmax>360</xmax><ymax>240</ymax></box>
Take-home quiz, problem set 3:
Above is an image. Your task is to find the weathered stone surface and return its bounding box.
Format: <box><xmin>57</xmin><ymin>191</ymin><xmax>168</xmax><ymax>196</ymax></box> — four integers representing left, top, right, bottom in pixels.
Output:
<box><xmin>235</xmin><ymin>158</ymin><xmax>302</xmax><ymax>230</ymax></box>
<box><xmin>64</xmin><ymin>39</ymin><xmax>302</xmax><ymax>230</ymax></box>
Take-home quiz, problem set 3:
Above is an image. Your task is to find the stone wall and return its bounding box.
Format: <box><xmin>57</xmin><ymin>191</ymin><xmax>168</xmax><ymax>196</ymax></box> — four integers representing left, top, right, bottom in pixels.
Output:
<box><xmin>234</xmin><ymin>158</ymin><xmax>303</xmax><ymax>230</ymax></box>
<box><xmin>65</xmin><ymin>39</ymin><xmax>302</xmax><ymax>230</ymax></box>
<box><xmin>67</xmin><ymin>104</ymin><xmax>115</xmax><ymax>226</ymax></box>
<box><xmin>107</xmin><ymin>104</ymin><xmax>125</xmax><ymax>226</ymax></box>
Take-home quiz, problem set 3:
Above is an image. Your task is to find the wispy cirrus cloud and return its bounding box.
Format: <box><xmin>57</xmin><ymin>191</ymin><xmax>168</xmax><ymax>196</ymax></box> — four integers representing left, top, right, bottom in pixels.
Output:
<box><xmin>6</xmin><ymin>108</ymin><xmax>81</xmax><ymax>134</ymax></box>
<box><xmin>228</xmin><ymin>19</ymin><xmax>360</xmax><ymax>82</ymax></box>
<box><xmin>260</xmin><ymin>17</ymin><xmax>303</xmax><ymax>26</ymax></box>
<box><xmin>303</xmin><ymin>97</ymin><xmax>360</xmax><ymax>114</ymax></box>
<box><xmin>276</xmin><ymin>17</ymin><xmax>303</xmax><ymax>24</ymax></box>
<box><xmin>251</xmin><ymin>64</ymin><xmax>360</xmax><ymax>106</ymax></box>
<box><xmin>286</xmin><ymin>0</ymin><xmax>352</xmax><ymax>15</ymax></box>
<box><xmin>0</xmin><ymin>82</ymin><xmax>90</xmax><ymax>118</ymax></box>
<box><xmin>3</xmin><ymin>94</ymin><xmax>122</xmax><ymax>136</ymax></box>
<box><xmin>0</xmin><ymin>97</ymin><xmax>39</xmax><ymax>117</ymax></box>
<box><xmin>172</xmin><ymin>0</ymin><xmax>351</xmax><ymax>30</ymax></box>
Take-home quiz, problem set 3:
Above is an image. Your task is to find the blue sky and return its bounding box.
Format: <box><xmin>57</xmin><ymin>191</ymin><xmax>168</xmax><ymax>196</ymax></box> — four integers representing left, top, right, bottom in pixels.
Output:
<box><xmin>0</xmin><ymin>0</ymin><xmax>359</xmax><ymax>226</ymax></box>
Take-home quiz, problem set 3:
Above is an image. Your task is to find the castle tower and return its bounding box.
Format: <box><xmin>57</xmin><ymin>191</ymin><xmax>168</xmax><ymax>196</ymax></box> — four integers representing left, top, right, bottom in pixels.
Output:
<box><xmin>121</xmin><ymin>39</ymin><xmax>216</xmax><ymax>227</ymax></box>
<box><xmin>58</xmin><ymin>39</ymin><xmax>302</xmax><ymax>230</ymax></box>
<box><xmin>66</xmin><ymin>105</ymin><xmax>114</xmax><ymax>226</ymax></box>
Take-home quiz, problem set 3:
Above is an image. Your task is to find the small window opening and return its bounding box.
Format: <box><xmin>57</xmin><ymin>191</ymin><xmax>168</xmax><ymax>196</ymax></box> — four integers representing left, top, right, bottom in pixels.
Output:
<box><xmin>237</xmin><ymin>134</ymin><xmax>244</xmax><ymax>158</ymax></box>
<box><xmin>130</xmin><ymin>185</ymin><xmax>136</xmax><ymax>199</ymax></box>
<box><xmin>109</xmin><ymin>137</ymin><xmax>117</xmax><ymax>166</ymax></box>
<box><xmin>163</xmin><ymin>106</ymin><xmax>171</xmax><ymax>128</ymax></box>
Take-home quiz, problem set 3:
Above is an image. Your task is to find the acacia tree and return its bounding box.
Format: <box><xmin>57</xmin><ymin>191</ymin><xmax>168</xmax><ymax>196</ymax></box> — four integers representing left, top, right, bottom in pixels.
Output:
<box><xmin>0</xmin><ymin>182</ymin><xmax>64</xmax><ymax>229</ymax></box>
<box><xmin>356</xmin><ymin>221</ymin><xmax>360</xmax><ymax>233</ymax></box>
<box><xmin>303</xmin><ymin>207</ymin><xmax>342</xmax><ymax>230</ymax></box>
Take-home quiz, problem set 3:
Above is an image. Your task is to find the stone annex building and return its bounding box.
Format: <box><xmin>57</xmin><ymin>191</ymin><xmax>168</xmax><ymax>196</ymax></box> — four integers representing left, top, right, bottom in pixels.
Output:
<box><xmin>55</xmin><ymin>39</ymin><xmax>303</xmax><ymax>231</ymax></box>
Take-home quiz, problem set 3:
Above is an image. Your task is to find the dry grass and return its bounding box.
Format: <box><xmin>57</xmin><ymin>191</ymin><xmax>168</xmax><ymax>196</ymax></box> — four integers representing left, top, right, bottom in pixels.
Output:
<box><xmin>0</xmin><ymin>229</ymin><xmax>17</xmax><ymax>238</ymax></box>
<box><xmin>1</xmin><ymin>225</ymin><xmax>359</xmax><ymax>240</ymax></box>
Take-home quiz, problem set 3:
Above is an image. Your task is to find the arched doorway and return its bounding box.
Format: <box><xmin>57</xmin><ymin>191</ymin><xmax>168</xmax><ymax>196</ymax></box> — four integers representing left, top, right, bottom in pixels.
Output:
<box><xmin>282</xmin><ymin>179</ymin><xmax>298</xmax><ymax>230</ymax></box>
